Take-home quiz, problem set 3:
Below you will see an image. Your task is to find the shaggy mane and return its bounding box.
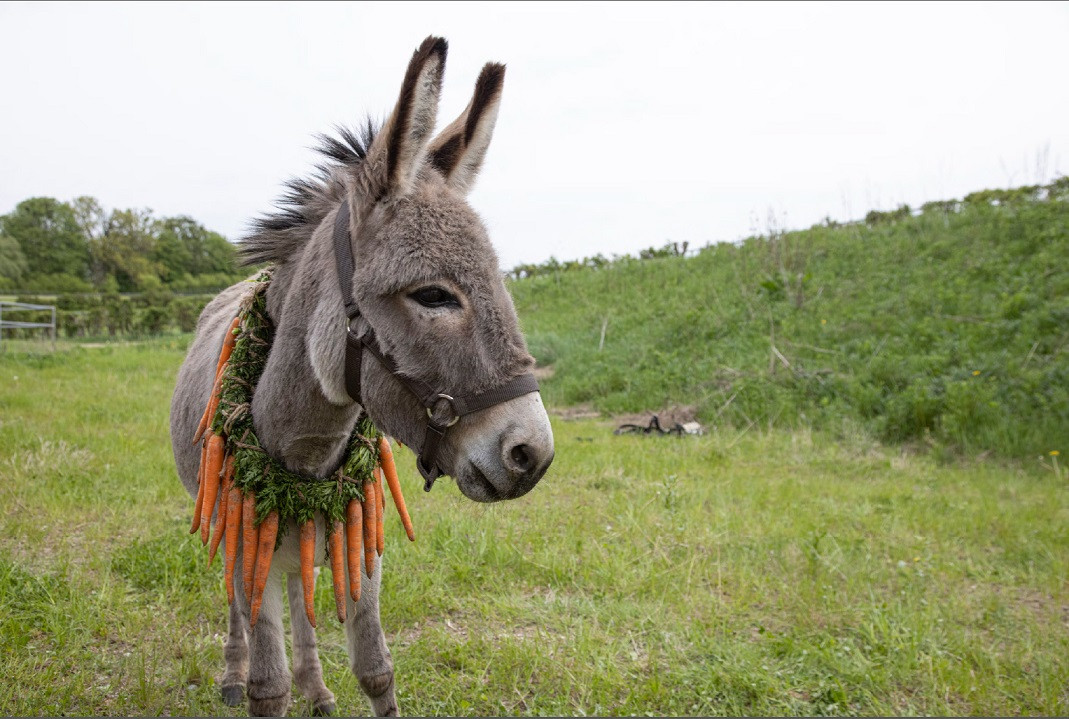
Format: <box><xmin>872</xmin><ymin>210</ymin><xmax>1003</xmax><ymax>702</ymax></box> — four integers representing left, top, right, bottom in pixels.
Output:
<box><xmin>239</xmin><ymin>120</ymin><xmax>378</xmax><ymax>267</ymax></box>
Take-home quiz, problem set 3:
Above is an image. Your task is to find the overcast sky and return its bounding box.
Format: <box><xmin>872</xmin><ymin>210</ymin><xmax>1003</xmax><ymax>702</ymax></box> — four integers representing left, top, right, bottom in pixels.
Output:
<box><xmin>2</xmin><ymin>1</ymin><xmax>1067</xmax><ymax>269</ymax></box>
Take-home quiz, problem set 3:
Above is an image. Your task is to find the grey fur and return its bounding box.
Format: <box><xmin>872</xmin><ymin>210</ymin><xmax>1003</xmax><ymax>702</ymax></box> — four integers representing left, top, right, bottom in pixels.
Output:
<box><xmin>169</xmin><ymin>36</ymin><xmax>553</xmax><ymax>716</ymax></box>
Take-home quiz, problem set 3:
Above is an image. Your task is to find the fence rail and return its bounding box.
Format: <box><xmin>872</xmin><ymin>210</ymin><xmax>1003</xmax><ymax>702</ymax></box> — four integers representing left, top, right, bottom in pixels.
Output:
<box><xmin>0</xmin><ymin>301</ymin><xmax>56</xmax><ymax>348</ymax></box>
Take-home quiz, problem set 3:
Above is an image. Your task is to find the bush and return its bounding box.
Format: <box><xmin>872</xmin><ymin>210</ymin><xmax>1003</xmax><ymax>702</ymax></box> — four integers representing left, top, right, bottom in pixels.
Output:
<box><xmin>138</xmin><ymin>306</ymin><xmax>170</xmax><ymax>335</ymax></box>
<box><xmin>173</xmin><ymin>296</ymin><xmax>210</xmax><ymax>333</ymax></box>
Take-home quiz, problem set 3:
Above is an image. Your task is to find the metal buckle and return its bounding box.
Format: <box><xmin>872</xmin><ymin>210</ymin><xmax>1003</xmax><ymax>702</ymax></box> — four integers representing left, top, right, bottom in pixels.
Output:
<box><xmin>426</xmin><ymin>393</ymin><xmax>460</xmax><ymax>428</ymax></box>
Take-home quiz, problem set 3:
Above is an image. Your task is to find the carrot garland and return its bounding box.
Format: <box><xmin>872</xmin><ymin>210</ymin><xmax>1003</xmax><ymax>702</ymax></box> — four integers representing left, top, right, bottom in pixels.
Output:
<box><xmin>250</xmin><ymin>509</ymin><xmax>279</xmax><ymax>628</ymax></box>
<box><xmin>299</xmin><ymin>519</ymin><xmax>317</xmax><ymax>628</ymax></box>
<box><xmin>189</xmin><ymin>276</ymin><xmax>420</xmax><ymax>628</ymax></box>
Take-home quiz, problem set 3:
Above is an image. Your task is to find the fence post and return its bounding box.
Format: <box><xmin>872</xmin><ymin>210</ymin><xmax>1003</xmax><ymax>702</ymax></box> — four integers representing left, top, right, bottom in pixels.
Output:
<box><xmin>51</xmin><ymin>305</ymin><xmax>57</xmax><ymax>349</ymax></box>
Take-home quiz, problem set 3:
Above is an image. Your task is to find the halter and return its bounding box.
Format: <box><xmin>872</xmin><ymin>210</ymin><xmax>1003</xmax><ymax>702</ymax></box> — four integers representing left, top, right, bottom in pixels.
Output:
<box><xmin>332</xmin><ymin>201</ymin><xmax>540</xmax><ymax>492</ymax></box>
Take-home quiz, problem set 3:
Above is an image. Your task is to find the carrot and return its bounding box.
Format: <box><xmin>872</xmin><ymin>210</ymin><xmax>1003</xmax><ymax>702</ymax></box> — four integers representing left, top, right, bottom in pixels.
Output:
<box><xmin>193</xmin><ymin>317</ymin><xmax>240</xmax><ymax>445</ymax></box>
<box><xmin>362</xmin><ymin>480</ymin><xmax>377</xmax><ymax>578</ymax></box>
<box><xmin>374</xmin><ymin>468</ymin><xmax>384</xmax><ymax>557</ymax></box>
<box><xmin>249</xmin><ymin>510</ymin><xmax>279</xmax><ymax>628</ymax></box>
<box><xmin>190</xmin><ymin>438</ymin><xmax>207</xmax><ymax>534</ymax></box>
<box><xmin>192</xmin><ymin>367</ymin><xmax>222</xmax><ymax>445</ymax></box>
<box><xmin>205</xmin><ymin>371</ymin><xmax>225</xmax><ymax>434</ymax></box>
<box><xmin>242</xmin><ymin>490</ymin><xmax>259</xmax><ymax>600</ymax></box>
<box><xmin>224</xmin><ymin>483</ymin><xmax>242</xmax><ymax>604</ymax></box>
<box><xmin>208</xmin><ymin>455</ymin><xmax>234</xmax><ymax>566</ymax></box>
<box><xmin>299</xmin><ymin>519</ymin><xmax>317</xmax><ymax>628</ymax></box>
<box><xmin>378</xmin><ymin>436</ymin><xmax>414</xmax><ymax>541</ymax></box>
<box><xmin>329</xmin><ymin>520</ymin><xmax>347</xmax><ymax>623</ymax></box>
<box><xmin>345</xmin><ymin>499</ymin><xmax>362</xmax><ymax>602</ymax></box>
<box><xmin>200</xmin><ymin>434</ymin><xmax>225</xmax><ymax>545</ymax></box>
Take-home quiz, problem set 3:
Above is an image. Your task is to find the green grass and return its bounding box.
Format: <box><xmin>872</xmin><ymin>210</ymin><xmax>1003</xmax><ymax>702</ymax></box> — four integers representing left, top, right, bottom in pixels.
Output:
<box><xmin>1</xmin><ymin>341</ymin><xmax>1066</xmax><ymax>715</ymax></box>
<box><xmin>513</xmin><ymin>195</ymin><xmax>1069</xmax><ymax>459</ymax></box>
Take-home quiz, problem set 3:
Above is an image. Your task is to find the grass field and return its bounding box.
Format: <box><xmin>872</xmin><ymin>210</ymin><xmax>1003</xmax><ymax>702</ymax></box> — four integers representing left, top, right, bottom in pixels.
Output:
<box><xmin>0</xmin><ymin>339</ymin><xmax>1066</xmax><ymax>715</ymax></box>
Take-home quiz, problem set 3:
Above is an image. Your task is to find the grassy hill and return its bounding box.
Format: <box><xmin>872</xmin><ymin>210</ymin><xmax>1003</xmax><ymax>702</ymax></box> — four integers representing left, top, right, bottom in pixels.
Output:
<box><xmin>512</xmin><ymin>180</ymin><xmax>1069</xmax><ymax>460</ymax></box>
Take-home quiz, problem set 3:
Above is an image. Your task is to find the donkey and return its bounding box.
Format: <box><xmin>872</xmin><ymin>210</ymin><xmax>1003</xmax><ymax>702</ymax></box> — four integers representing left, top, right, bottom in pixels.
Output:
<box><xmin>169</xmin><ymin>36</ymin><xmax>554</xmax><ymax>716</ymax></box>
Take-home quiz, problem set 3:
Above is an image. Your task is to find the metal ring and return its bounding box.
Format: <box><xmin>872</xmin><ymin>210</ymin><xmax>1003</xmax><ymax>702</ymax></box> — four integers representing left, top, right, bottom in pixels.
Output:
<box><xmin>426</xmin><ymin>393</ymin><xmax>460</xmax><ymax>428</ymax></box>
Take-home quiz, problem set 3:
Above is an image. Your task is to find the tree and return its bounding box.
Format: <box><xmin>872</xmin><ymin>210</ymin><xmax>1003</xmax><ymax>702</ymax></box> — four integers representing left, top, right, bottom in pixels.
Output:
<box><xmin>0</xmin><ymin>197</ymin><xmax>89</xmax><ymax>279</ymax></box>
<box><xmin>153</xmin><ymin>220</ymin><xmax>195</xmax><ymax>283</ymax></box>
<box><xmin>71</xmin><ymin>196</ymin><xmax>110</xmax><ymax>284</ymax></box>
<box><xmin>0</xmin><ymin>235</ymin><xmax>28</xmax><ymax>286</ymax></box>
<box><xmin>95</xmin><ymin>208</ymin><xmax>159</xmax><ymax>291</ymax></box>
<box><xmin>202</xmin><ymin>230</ymin><xmax>238</xmax><ymax>274</ymax></box>
<box><xmin>71</xmin><ymin>195</ymin><xmax>107</xmax><ymax>243</ymax></box>
<box><xmin>154</xmin><ymin>215</ymin><xmax>237</xmax><ymax>277</ymax></box>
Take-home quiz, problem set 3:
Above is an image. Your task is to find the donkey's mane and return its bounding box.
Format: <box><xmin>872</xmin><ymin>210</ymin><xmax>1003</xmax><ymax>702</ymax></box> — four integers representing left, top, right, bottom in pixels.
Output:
<box><xmin>239</xmin><ymin>120</ymin><xmax>379</xmax><ymax>267</ymax></box>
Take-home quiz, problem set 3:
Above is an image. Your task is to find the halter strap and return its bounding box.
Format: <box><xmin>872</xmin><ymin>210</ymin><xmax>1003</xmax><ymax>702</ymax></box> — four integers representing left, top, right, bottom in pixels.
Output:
<box><xmin>331</xmin><ymin>200</ymin><xmax>539</xmax><ymax>490</ymax></box>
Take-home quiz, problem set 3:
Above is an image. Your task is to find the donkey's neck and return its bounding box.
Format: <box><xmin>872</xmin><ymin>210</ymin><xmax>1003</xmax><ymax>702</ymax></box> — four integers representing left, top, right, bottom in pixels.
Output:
<box><xmin>250</xmin><ymin>214</ymin><xmax>361</xmax><ymax>477</ymax></box>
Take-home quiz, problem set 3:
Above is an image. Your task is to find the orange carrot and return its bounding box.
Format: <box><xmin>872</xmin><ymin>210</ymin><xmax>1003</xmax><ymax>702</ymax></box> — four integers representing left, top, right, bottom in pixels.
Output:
<box><xmin>242</xmin><ymin>490</ymin><xmax>259</xmax><ymax>600</ymax></box>
<box><xmin>250</xmin><ymin>510</ymin><xmax>279</xmax><ymax>628</ymax></box>
<box><xmin>374</xmin><ymin>468</ymin><xmax>384</xmax><ymax>557</ymax></box>
<box><xmin>192</xmin><ymin>317</ymin><xmax>239</xmax><ymax>445</ymax></box>
<box><xmin>190</xmin><ymin>438</ymin><xmax>207</xmax><ymax>534</ymax></box>
<box><xmin>208</xmin><ymin>455</ymin><xmax>234</xmax><ymax>566</ymax></box>
<box><xmin>362</xmin><ymin>480</ymin><xmax>377</xmax><ymax>578</ymax></box>
<box><xmin>299</xmin><ymin>519</ymin><xmax>317</xmax><ymax>628</ymax></box>
<box><xmin>378</xmin><ymin>436</ymin><xmax>414</xmax><ymax>541</ymax></box>
<box><xmin>200</xmin><ymin>434</ymin><xmax>225</xmax><ymax>545</ymax></box>
<box><xmin>192</xmin><ymin>367</ymin><xmax>222</xmax><ymax>446</ymax></box>
<box><xmin>345</xmin><ymin>499</ymin><xmax>362</xmax><ymax>603</ymax></box>
<box><xmin>329</xmin><ymin>520</ymin><xmax>347</xmax><ymax>623</ymax></box>
<box><xmin>224</xmin><ymin>483</ymin><xmax>242</xmax><ymax>604</ymax></box>
<box><xmin>205</xmin><ymin>371</ymin><xmax>225</xmax><ymax>430</ymax></box>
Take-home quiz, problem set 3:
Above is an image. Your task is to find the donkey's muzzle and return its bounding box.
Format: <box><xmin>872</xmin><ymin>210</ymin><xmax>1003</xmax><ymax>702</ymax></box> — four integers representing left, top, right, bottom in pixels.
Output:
<box><xmin>500</xmin><ymin>439</ymin><xmax>553</xmax><ymax>498</ymax></box>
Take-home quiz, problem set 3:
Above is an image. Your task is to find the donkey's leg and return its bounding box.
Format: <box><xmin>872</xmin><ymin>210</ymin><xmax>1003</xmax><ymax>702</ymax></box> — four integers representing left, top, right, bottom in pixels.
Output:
<box><xmin>286</xmin><ymin>571</ymin><xmax>336</xmax><ymax>716</ymax></box>
<box><xmin>344</xmin><ymin>557</ymin><xmax>398</xmax><ymax>717</ymax></box>
<box><xmin>246</xmin><ymin>565</ymin><xmax>292</xmax><ymax>717</ymax></box>
<box><xmin>219</xmin><ymin>579</ymin><xmax>250</xmax><ymax>707</ymax></box>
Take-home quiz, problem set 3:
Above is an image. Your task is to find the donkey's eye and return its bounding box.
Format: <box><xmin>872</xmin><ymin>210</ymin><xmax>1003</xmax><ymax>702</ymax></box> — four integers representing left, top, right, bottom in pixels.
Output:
<box><xmin>410</xmin><ymin>286</ymin><xmax>460</xmax><ymax>309</ymax></box>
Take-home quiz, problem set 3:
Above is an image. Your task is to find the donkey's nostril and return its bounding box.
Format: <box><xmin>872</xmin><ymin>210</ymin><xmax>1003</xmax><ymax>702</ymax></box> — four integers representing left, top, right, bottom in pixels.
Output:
<box><xmin>510</xmin><ymin>444</ymin><xmax>533</xmax><ymax>471</ymax></box>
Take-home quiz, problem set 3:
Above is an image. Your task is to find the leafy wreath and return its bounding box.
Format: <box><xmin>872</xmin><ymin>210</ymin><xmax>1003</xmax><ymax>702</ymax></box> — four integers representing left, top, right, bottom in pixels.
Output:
<box><xmin>188</xmin><ymin>269</ymin><xmax>413</xmax><ymax>628</ymax></box>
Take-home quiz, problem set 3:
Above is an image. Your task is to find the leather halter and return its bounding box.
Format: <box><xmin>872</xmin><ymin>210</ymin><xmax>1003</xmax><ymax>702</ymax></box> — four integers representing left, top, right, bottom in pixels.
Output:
<box><xmin>332</xmin><ymin>200</ymin><xmax>540</xmax><ymax>491</ymax></box>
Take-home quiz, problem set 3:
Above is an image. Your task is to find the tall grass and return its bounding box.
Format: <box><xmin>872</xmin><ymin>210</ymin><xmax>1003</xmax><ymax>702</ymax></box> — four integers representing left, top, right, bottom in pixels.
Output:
<box><xmin>512</xmin><ymin>195</ymin><xmax>1069</xmax><ymax>459</ymax></box>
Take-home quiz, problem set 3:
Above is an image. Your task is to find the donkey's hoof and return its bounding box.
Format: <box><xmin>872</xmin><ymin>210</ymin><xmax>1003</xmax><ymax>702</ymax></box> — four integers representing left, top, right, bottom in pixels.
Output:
<box><xmin>312</xmin><ymin>700</ymin><xmax>336</xmax><ymax>716</ymax></box>
<box><xmin>220</xmin><ymin>684</ymin><xmax>244</xmax><ymax>706</ymax></box>
<box><xmin>248</xmin><ymin>692</ymin><xmax>290</xmax><ymax>717</ymax></box>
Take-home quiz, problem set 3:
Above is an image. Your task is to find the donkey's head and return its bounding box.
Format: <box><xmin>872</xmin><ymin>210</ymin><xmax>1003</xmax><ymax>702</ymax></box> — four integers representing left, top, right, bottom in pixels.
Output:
<box><xmin>337</xmin><ymin>37</ymin><xmax>552</xmax><ymax>502</ymax></box>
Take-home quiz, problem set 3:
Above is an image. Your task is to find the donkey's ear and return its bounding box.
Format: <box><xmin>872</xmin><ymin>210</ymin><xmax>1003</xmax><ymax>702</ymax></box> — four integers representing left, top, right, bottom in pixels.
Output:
<box><xmin>365</xmin><ymin>36</ymin><xmax>448</xmax><ymax>199</ymax></box>
<box><xmin>426</xmin><ymin>62</ymin><xmax>505</xmax><ymax>195</ymax></box>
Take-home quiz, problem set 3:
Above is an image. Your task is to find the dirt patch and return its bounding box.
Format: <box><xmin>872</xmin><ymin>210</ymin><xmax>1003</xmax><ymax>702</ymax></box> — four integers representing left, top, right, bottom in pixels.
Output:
<box><xmin>550</xmin><ymin>404</ymin><xmax>601</xmax><ymax>420</ymax></box>
<box><xmin>611</xmin><ymin>404</ymin><xmax>699</xmax><ymax>428</ymax></box>
<box><xmin>550</xmin><ymin>404</ymin><xmax>702</xmax><ymax>428</ymax></box>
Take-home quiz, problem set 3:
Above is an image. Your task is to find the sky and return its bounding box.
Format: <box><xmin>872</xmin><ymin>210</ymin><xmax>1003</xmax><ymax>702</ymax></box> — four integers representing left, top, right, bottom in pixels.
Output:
<box><xmin>1</xmin><ymin>1</ymin><xmax>1067</xmax><ymax>270</ymax></box>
